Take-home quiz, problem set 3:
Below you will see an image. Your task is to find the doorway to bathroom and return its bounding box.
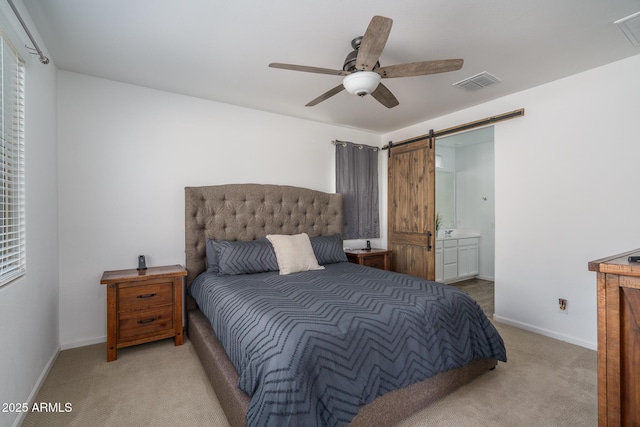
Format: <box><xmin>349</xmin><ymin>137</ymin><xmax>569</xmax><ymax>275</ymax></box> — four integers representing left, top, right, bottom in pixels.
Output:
<box><xmin>435</xmin><ymin>126</ymin><xmax>495</xmax><ymax>283</ymax></box>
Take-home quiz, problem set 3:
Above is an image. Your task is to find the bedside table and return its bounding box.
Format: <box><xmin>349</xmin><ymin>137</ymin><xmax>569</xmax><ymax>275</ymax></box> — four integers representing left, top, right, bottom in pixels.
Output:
<box><xmin>100</xmin><ymin>264</ymin><xmax>187</xmax><ymax>362</ymax></box>
<box><xmin>345</xmin><ymin>248</ymin><xmax>392</xmax><ymax>271</ymax></box>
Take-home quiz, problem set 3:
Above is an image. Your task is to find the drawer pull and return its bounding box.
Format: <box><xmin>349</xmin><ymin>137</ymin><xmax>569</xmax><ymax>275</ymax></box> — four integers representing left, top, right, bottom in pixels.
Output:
<box><xmin>137</xmin><ymin>293</ymin><xmax>157</xmax><ymax>299</ymax></box>
<box><xmin>137</xmin><ymin>317</ymin><xmax>157</xmax><ymax>324</ymax></box>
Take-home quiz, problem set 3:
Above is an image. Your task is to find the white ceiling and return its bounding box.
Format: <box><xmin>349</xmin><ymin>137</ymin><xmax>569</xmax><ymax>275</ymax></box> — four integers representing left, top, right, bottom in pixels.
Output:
<box><xmin>23</xmin><ymin>0</ymin><xmax>640</xmax><ymax>134</ymax></box>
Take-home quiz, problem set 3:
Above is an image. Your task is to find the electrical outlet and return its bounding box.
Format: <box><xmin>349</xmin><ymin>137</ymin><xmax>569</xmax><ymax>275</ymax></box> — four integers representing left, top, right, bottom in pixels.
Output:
<box><xmin>558</xmin><ymin>298</ymin><xmax>568</xmax><ymax>314</ymax></box>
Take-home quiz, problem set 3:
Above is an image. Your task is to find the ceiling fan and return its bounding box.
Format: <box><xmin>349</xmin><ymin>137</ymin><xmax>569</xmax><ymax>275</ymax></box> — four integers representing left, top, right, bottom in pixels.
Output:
<box><xmin>269</xmin><ymin>16</ymin><xmax>464</xmax><ymax>108</ymax></box>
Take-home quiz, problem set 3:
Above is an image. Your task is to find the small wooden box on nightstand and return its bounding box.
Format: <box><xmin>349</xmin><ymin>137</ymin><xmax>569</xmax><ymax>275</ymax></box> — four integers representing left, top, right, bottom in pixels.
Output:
<box><xmin>345</xmin><ymin>248</ymin><xmax>392</xmax><ymax>271</ymax></box>
<box><xmin>100</xmin><ymin>264</ymin><xmax>187</xmax><ymax>362</ymax></box>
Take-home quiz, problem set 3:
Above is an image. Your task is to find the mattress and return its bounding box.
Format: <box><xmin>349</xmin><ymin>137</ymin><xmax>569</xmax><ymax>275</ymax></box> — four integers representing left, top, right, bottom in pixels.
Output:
<box><xmin>189</xmin><ymin>262</ymin><xmax>506</xmax><ymax>427</ymax></box>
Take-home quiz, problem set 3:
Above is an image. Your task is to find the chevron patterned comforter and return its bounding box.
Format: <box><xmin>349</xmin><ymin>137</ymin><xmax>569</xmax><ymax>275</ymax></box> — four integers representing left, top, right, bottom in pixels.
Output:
<box><xmin>189</xmin><ymin>262</ymin><xmax>506</xmax><ymax>427</ymax></box>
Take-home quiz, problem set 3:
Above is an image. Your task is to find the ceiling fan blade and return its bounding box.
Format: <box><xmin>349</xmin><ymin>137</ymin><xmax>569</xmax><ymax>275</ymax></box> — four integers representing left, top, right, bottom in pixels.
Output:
<box><xmin>356</xmin><ymin>16</ymin><xmax>393</xmax><ymax>71</ymax></box>
<box><xmin>306</xmin><ymin>84</ymin><xmax>345</xmax><ymax>107</ymax></box>
<box><xmin>269</xmin><ymin>63</ymin><xmax>350</xmax><ymax>76</ymax></box>
<box><xmin>371</xmin><ymin>83</ymin><xmax>399</xmax><ymax>108</ymax></box>
<box><xmin>377</xmin><ymin>59</ymin><xmax>464</xmax><ymax>78</ymax></box>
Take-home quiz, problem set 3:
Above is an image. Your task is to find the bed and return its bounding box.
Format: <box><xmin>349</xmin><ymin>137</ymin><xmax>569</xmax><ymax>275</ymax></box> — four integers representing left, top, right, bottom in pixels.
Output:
<box><xmin>185</xmin><ymin>183</ymin><xmax>506</xmax><ymax>427</ymax></box>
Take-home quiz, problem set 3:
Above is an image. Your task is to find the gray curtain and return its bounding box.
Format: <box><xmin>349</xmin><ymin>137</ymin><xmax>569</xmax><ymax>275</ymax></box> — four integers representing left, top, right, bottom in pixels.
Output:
<box><xmin>335</xmin><ymin>141</ymin><xmax>380</xmax><ymax>239</ymax></box>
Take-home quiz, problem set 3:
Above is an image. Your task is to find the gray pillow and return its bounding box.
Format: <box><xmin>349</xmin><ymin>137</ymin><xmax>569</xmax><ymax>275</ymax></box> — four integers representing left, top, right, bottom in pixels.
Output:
<box><xmin>310</xmin><ymin>234</ymin><xmax>348</xmax><ymax>265</ymax></box>
<box><xmin>205</xmin><ymin>239</ymin><xmax>221</xmax><ymax>273</ymax></box>
<box><xmin>206</xmin><ymin>238</ymin><xmax>278</xmax><ymax>275</ymax></box>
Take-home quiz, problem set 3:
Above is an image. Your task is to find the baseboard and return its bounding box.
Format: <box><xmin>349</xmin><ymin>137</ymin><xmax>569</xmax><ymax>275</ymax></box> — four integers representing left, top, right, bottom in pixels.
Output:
<box><xmin>477</xmin><ymin>274</ymin><xmax>494</xmax><ymax>281</ymax></box>
<box><xmin>444</xmin><ymin>275</ymin><xmax>494</xmax><ymax>285</ymax></box>
<box><xmin>12</xmin><ymin>344</ymin><xmax>61</xmax><ymax>427</ymax></box>
<box><xmin>493</xmin><ymin>314</ymin><xmax>597</xmax><ymax>350</ymax></box>
<box><xmin>60</xmin><ymin>335</ymin><xmax>106</xmax><ymax>350</ymax></box>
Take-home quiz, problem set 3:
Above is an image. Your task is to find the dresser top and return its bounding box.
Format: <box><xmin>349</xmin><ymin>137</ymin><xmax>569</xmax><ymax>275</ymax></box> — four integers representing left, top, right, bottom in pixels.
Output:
<box><xmin>588</xmin><ymin>248</ymin><xmax>640</xmax><ymax>276</ymax></box>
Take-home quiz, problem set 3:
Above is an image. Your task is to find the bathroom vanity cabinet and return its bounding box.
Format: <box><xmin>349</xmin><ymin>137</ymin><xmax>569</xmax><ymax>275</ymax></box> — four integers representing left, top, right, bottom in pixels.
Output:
<box><xmin>435</xmin><ymin>236</ymin><xmax>479</xmax><ymax>283</ymax></box>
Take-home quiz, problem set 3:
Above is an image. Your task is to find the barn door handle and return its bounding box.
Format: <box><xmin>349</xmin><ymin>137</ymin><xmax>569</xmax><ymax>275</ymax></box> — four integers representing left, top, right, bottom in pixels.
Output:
<box><xmin>427</xmin><ymin>231</ymin><xmax>433</xmax><ymax>251</ymax></box>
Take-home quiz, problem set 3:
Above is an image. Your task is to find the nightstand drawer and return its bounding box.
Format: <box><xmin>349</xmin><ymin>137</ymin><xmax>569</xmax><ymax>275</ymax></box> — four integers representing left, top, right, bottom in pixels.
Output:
<box><xmin>361</xmin><ymin>254</ymin><xmax>386</xmax><ymax>269</ymax></box>
<box><xmin>118</xmin><ymin>305</ymin><xmax>173</xmax><ymax>340</ymax></box>
<box><xmin>118</xmin><ymin>282</ymin><xmax>173</xmax><ymax>311</ymax></box>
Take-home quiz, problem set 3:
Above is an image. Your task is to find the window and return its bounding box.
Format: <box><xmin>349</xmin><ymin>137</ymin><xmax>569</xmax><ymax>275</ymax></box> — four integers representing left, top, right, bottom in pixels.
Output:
<box><xmin>0</xmin><ymin>28</ymin><xmax>25</xmax><ymax>287</ymax></box>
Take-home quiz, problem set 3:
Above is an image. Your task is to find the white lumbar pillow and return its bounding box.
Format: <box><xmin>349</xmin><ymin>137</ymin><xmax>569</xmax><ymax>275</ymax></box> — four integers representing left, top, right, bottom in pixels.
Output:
<box><xmin>266</xmin><ymin>233</ymin><xmax>325</xmax><ymax>275</ymax></box>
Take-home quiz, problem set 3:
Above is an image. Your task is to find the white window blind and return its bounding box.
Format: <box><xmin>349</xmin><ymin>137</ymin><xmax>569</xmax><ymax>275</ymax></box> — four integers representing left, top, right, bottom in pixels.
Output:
<box><xmin>0</xmin><ymin>28</ymin><xmax>25</xmax><ymax>287</ymax></box>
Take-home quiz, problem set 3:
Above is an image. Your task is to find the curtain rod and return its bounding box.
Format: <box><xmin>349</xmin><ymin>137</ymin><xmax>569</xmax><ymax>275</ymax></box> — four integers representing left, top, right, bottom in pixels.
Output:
<box><xmin>382</xmin><ymin>108</ymin><xmax>524</xmax><ymax>151</ymax></box>
<box><xmin>331</xmin><ymin>139</ymin><xmax>379</xmax><ymax>151</ymax></box>
<box><xmin>7</xmin><ymin>0</ymin><xmax>49</xmax><ymax>64</ymax></box>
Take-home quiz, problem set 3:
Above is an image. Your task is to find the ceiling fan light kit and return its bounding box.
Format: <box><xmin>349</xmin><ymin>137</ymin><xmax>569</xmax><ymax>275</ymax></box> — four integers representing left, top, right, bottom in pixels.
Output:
<box><xmin>269</xmin><ymin>15</ymin><xmax>464</xmax><ymax>108</ymax></box>
<box><xmin>342</xmin><ymin>71</ymin><xmax>381</xmax><ymax>96</ymax></box>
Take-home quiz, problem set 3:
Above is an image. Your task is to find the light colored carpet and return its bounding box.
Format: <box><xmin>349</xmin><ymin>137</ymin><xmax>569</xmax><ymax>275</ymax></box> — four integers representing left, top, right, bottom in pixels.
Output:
<box><xmin>398</xmin><ymin>279</ymin><xmax>597</xmax><ymax>426</ymax></box>
<box><xmin>396</xmin><ymin>321</ymin><xmax>597</xmax><ymax>426</ymax></box>
<box><xmin>21</xmin><ymin>338</ymin><xmax>228</xmax><ymax>427</ymax></box>
<box><xmin>23</xmin><ymin>281</ymin><xmax>597</xmax><ymax>427</ymax></box>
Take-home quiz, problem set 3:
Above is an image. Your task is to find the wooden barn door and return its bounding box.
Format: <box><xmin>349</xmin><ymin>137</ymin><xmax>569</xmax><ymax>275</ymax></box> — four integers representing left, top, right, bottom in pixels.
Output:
<box><xmin>387</xmin><ymin>138</ymin><xmax>435</xmax><ymax>280</ymax></box>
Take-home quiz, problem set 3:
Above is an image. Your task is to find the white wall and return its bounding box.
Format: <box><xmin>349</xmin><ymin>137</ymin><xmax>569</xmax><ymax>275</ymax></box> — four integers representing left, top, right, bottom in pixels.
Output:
<box><xmin>0</xmin><ymin>2</ymin><xmax>58</xmax><ymax>427</ymax></box>
<box><xmin>57</xmin><ymin>71</ymin><xmax>381</xmax><ymax>348</ymax></box>
<box><xmin>383</xmin><ymin>53</ymin><xmax>640</xmax><ymax>349</ymax></box>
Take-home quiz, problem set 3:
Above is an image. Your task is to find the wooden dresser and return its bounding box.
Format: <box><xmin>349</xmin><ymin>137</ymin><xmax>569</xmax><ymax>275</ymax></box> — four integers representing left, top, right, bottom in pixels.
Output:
<box><xmin>100</xmin><ymin>264</ymin><xmax>187</xmax><ymax>362</ymax></box>
<box><xmin>588</xmin><ymin>249</ymin><xmax>640</xmax><ymax>426</ymax></box>
<box><xmin>345</xmin><ymin>248</ymin><xmax>392</xmax><ymax>271</ymax></box>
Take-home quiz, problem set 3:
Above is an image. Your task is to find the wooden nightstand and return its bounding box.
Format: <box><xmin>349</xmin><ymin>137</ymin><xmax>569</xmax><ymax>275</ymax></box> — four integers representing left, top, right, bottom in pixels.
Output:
<box><xmin>345</xmin><ymin>248</ymin><xmax>392</xmax><ymax>271</ymax></box>
<box><xmin>100</xmin><ymin>264</ymin><xmax>187</xmax><ymax>362</ymax></box>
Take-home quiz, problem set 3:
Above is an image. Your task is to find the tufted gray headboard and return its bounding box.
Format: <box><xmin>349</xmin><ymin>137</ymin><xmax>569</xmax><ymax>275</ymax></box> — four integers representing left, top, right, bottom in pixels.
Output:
<box><xmin>184</xmin><ymin>184</ymin><xmax>343</xmax><ymax>289</ymax></box>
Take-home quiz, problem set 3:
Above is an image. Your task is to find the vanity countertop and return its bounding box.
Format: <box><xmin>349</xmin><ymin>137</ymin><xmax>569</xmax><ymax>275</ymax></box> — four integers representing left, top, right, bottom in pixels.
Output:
<box><xmin>436</xmin><ymin>232</ymin><xmax>481</xmax><ymax>241</ymax></box>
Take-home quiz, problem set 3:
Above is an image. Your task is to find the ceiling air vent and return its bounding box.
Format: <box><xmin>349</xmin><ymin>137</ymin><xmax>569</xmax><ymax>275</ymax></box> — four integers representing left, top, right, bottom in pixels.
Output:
<box><xmin>615</xmin><ymin>11</ymin><xmax>640</xmax><ymax>47</ymax></box>
<box><xmin>453</xmin><ymin>71</ymin><xmax>502</xmax><ymax>91</ymax></box>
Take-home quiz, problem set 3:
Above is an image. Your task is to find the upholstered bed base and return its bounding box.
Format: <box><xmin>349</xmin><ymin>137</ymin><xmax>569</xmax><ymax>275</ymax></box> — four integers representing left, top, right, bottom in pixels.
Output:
<box><xmin>188</xmin><ymin>309</ymin><xmax>250</xmax><ymax>427</ymax></box>
<box><xmin>189</xmin><ymin>308</ymin><xmax>496</xmax><ymax>427</ymax></box>
<box><xmin>184</xmin><ymin>184</ymin><xmax>496</xmax><ymax>426</ymax></box>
